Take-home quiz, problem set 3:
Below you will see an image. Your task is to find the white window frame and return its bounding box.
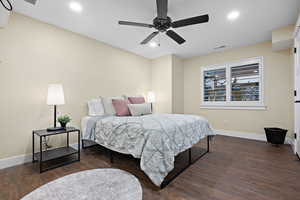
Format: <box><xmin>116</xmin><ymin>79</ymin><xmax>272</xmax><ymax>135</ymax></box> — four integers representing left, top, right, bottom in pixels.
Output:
<box><xmin>200</xmin><ymin>57</ymin><xmax>265</xmax><ymax>110</ymax></box>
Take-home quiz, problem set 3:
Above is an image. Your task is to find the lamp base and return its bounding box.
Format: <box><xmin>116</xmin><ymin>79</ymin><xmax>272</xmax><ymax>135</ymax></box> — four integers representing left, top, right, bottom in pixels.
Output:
<box><xmin>46</xmin><ymin>127</ymin><xmax>64</xmax><ymax>132</ymax></box>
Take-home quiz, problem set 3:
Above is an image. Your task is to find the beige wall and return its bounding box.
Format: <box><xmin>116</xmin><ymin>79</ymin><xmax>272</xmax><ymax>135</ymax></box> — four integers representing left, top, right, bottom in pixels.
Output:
<box><xmin>151</xmin><ymin>55</ymin><xmax>173</xmax><ymax>113</ymax></box>
<box><xmin>172</xmin><ymin>56</ymin><xmax>184</xmax><ymax>114</ymax></box>
<box><xmin>0</xmin><ymin>13</ymin><xmax>152</xmax><ymax>159</ymax></box>
<box><xmin>151</xmin><ymin>55</ymin><xmax>184</xmax><ymax>114</ymax></box>
<box><xmin>272</xmin><ymin>24</ymin><xmax>294</xmax><ymax>51</ymax></box>
<box><xmin>272</xmin><ymin>24</ymin><xmax>294</xmax><ymax>44</ymax></box>
<box><xmin>184</xmin><ymin>41</ymin><xmax>294</xmax><ymax>136</ymax></box>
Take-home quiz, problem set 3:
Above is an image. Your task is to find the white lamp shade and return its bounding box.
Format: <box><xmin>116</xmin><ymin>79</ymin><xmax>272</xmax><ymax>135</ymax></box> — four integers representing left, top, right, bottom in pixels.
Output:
<box><xmin>147</xmin><ymin>91</ymin><xmax>156</xmax><ymax>103</ymax></box>
<box><xmin>47</xmin><ymin>84</ymin><xmax>65</xmax><ymax>105</ymax></box>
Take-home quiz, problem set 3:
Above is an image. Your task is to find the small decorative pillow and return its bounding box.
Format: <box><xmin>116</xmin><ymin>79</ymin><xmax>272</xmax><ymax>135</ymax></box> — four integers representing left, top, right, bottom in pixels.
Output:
<box><xmin>127</xmin><ymin>103</ymin><xmax>152</xmax><ymax>116</ymax></box>
<box><xmin>128</xmin><ymin>96</ymin><xmax>146</xmax><ymax>104</ymax></box>
<box><xmin>87</xmin><ymin>98</ymin><xmax>105</xmax><ymax>116</ymax></box>
<box><xmin>102</xmin><ymin>96</ymin><xmax>125</xmax><ymax>115</ymax></box>
<box><xmin>112</xmin><ymin>99</ymin><xmax>131</xmax><ymax>116</ymax></box>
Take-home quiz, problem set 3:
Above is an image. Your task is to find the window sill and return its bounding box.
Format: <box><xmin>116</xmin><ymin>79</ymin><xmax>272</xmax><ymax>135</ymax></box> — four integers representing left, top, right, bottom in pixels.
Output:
<box><xmin>200</xmin><ymin>105</ymin><xmax>267</xmax><ymax>110</ymax></box>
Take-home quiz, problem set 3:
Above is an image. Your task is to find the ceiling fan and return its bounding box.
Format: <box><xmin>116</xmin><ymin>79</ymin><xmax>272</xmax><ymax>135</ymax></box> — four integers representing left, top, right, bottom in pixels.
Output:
<box><xmin>118</xmin><ymin>0</ymin><xmax>209</xmax><ymax>45</ymax></box>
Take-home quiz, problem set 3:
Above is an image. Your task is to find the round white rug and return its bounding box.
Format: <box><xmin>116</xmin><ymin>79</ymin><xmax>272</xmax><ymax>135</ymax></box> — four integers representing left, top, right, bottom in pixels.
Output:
<box><xmin>22</xmin><ymin>169</ymin><xmax>143</xmax><ymax>200</ymax></box>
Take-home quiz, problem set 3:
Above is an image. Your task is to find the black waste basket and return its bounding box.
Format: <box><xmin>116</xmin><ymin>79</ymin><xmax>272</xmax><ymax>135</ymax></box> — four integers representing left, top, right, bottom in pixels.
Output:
<box><xmin>264</xmin><ymin>128</ymin><xmax>287</xmax><ymax>145</ymax></box>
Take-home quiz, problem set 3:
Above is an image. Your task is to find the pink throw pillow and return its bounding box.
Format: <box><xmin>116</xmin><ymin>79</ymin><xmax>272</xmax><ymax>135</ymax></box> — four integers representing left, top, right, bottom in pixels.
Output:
<box><xmin>112</xmin><ymin>99</ymin><xmax>131</xmax><ymax>116</ymax></box>
<box><xmin>128</xmin><ymin>97</ymin><xmax>146</xmax><ymax>104</ymax></box>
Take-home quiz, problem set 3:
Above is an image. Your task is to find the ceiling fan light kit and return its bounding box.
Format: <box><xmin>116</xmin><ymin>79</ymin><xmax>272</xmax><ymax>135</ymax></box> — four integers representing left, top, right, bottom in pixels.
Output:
<box><xmin>118</xmin><ymin>0</ymin><xmax>209</xmax><ymax>46</ymax></box>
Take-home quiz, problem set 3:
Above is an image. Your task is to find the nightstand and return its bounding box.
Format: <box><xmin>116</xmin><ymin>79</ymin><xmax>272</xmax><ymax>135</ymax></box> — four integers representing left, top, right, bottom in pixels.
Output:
<box><xmin>32</xmin><ymin>127</ymin><xmax>80</xmax><ymax>173</ymax></box>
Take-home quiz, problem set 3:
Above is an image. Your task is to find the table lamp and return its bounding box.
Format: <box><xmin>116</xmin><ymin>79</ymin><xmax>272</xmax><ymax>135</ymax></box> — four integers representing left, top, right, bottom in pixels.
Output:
<box><xmin>46</xmin><ymin>84</ymin><xmax>65</xmax><ymax>131</ymax></box>
<box><xmin>147</xmin><ymin>91</ymin><xmax>156</xmax><ymax>112</ymax></box>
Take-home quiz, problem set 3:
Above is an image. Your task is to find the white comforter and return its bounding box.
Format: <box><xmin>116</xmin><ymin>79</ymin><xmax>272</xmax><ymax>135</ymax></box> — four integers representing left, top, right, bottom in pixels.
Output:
<box><xmin>87</xmin><ymin>114</ymin><xmax>215</xmax><ymax>186</ymax></box>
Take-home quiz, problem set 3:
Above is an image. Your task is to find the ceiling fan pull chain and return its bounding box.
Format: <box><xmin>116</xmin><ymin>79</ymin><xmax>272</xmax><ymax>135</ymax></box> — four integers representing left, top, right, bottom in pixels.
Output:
<box><xmin>0</xmin><ymin>0</ymin><xmax>13</xmax><ymax>11</ymax></box>
<box><xmin>159</xmin><ymin>32</ymin><xmax>161</xmax><ymax>47</ymax></box>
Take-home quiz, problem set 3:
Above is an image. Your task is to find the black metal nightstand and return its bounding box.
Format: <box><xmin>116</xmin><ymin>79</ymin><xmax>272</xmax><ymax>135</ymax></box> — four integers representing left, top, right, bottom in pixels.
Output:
<box><xmin>32</xmin><ymin>127</ymin><xmax>80</xmax><ymax>173</ymax></box>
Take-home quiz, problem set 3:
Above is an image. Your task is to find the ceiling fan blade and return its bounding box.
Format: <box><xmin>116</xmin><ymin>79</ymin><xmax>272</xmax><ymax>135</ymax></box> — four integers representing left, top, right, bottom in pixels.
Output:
<box><xmin>166</xmin><ymin>30</ymin><xmax>186</xmax><ymax>45</ymax></box>
<box><xmin>119</xmin><ymin>21</ymin><xmax>154</xmax><ymax>28</ymax></box>
<box><xmin>172</xmin><ymin>14</ymin><xmax>209</xmax><ymax>28</ymax></box>
<box><xmin>156</xmin><ymin>0</ymin><xmax>168</xmax><ymax>19</ymax></box>
<box><xmin>141</xmin><ymin>32</ymin><xmax>159</xmax><ymax>45</ymax></box>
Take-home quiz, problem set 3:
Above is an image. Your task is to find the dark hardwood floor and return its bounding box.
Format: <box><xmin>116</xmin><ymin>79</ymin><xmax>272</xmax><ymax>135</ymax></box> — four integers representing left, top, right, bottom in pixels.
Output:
<box><xmin>1</xmin><ymin>135</ymin><xmax>300</xmax><ymax>200</ymax></box>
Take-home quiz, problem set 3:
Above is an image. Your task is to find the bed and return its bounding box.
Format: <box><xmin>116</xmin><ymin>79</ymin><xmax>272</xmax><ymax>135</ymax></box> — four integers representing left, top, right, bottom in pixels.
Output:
<box><xmin>81</xmin><ymin>113</ymin><xmax>215</xmax><ymax>188</ymax></box>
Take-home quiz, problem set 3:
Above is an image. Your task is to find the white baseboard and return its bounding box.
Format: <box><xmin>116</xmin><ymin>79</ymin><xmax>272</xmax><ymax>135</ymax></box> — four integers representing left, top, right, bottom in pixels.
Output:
<box><xmin>70</xmin><ymin>143</ymin><xmax>81</xmax><ymax>150</ymax></box>
<box><xmin>215</xmin><ymin>129</ymin><xmax>295</xmax><ymax>150</ymax></box>
<box><xmin>0</xmin><ymin>154</ymin><xmax>32</xmax><ymax>170</ymax></box>
<box><xmin>0</xmin><ymin>143</ymin><xmax>81</xmax><ymax>170</ymax></box>
<box><xmin>287</xmin><ymin>139</ymin><xmax>296</xmax><ymax>154</ymax></box>
<box><xmin>215</xmin><ymin>129</ymin><xmax>267</xmax><ymax>142</ymax></box>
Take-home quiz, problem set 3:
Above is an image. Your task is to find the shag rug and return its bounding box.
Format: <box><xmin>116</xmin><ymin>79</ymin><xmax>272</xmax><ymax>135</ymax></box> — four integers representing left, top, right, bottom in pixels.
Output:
<box><xmin>21</xmin><ymin>169</ymin><xmax>143</xmax><ymax>200</ymax></box>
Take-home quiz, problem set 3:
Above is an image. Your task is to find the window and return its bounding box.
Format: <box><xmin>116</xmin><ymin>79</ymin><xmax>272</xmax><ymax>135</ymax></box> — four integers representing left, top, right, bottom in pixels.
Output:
<box><xmin>201</xmin><ymin>57</ymin><xmax>264</xmax><ymax>109</ymax></box>
<box><xmin>204</xmin><ymin>68</ymin><xmax>226</xmax><ymax>102</ymax></box>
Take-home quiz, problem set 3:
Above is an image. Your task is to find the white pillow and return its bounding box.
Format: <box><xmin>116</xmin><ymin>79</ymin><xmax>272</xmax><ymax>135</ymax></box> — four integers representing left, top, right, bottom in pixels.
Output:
<box><xmin>123</xmin><ymin>95</ymin><xmax>144</xmax><ymax>100</ymax></box>
<box><xmin>128</xmin><ymin>103</ymin><xmax>152</xmax><ymax>116</ymax></box>
<box><xmin>102</xmin><ymin>96</ymin><xmax>125</xmax><ymax>115</ymax></box>
<box><xmin>87</xmin><ymin>98</ymin><xmax>105</xmax><ymax>116</ymax></box>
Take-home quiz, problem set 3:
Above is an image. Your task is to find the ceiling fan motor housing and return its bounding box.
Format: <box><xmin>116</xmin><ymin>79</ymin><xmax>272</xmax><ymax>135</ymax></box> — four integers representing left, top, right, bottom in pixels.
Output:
<box><xmin>118</xmin><ymin>0</ymin><xmax>209</xmax><ymax>45</ymax></box>
<box><xmin>153</xmin><ymin>17</ymin><xmax>172</xmax><ymax>32</ymax></box>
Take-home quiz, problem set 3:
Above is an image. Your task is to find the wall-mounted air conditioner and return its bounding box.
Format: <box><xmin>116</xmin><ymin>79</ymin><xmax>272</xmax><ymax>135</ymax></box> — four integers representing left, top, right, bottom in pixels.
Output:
<box><xmin>0</xmin><ymin>5</ymin><xmax>10</xmax><ymax>28</ymax></box>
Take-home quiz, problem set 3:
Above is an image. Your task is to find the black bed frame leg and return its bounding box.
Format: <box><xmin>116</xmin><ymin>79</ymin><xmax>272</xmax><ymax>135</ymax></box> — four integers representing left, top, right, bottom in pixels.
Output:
<box><xmin>160</xmin><ymin>135</ymin><xmax>211</xmax><ymax>189</ymax></box>
<box><xmin>110</xmin><ymin>151</ymin><xmax>114</xmax><ymax>164</ymax></box>
<box><xmin>207</xmin><ymin>136</ymin><xmax>210</xmax><ymax>152</ymax></box>
<box><xmin>188</xmin><ymin>148</ymin><xmax>192</xmax><ymax>165</ymax></box>
<box><xmin>82</xmin><ymin>140</ymin><xmax>85</xmax><ymax>149</ymax></box>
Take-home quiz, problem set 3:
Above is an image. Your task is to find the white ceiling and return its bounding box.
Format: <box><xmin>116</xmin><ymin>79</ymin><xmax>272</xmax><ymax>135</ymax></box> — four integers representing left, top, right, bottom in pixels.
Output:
<box><xmin>13</xmin><ymin>0</ymin><xmax>300</xmax><ymax>59</ymax></box>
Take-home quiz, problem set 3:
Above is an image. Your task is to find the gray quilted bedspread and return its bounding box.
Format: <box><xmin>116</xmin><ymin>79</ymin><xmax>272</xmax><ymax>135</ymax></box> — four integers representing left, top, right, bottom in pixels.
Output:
<box><xmin>94</xmin><ymin>114</ymin><xmax>214</xmax><ymax>186</ymax></box>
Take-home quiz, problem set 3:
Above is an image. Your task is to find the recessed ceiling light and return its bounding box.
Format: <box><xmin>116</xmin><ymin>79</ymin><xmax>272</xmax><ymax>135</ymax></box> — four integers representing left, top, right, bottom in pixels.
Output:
<box><xmin>69</xmin><ymin>2</ymin><xmax>82</xmax><ymax>13</ymax></box>
<box><xmin>227</xmin><ymin>11</ymin><xmax>240</xmax><ymax>21</ymax></box>
<box><xmin>149</xmin><ymin>42</ymin><xmax>159</xmax><ymax>48</ymax></box>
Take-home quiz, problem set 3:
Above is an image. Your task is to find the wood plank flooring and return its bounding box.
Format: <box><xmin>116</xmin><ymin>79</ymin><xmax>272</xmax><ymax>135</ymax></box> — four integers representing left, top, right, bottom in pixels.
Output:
<box><xmin>0</xmin><ymin>135</ymin><xmax>300</xmax><ymax>200</ymax></box>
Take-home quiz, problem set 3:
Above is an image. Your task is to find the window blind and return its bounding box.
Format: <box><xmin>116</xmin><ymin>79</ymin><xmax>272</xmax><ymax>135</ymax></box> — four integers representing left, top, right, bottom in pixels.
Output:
<box><xmin>204</xmin><ymin>68</ymin><xmax>226</xmax><ymax>102</ymax></box>
<box><xmin>231</xmin><ymin>63</ymin><xmax>260</xmax><ymax>101</ymax></box>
